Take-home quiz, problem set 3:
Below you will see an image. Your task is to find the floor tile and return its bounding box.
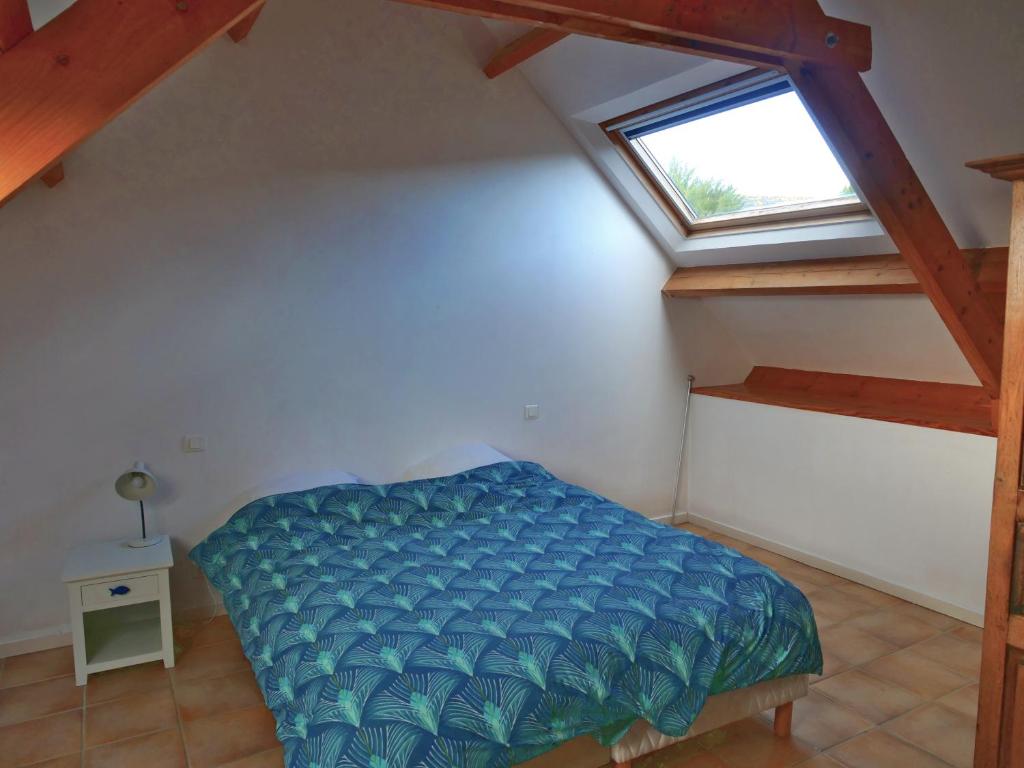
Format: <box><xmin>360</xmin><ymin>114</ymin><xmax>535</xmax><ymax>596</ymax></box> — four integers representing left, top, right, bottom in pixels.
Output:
<box><xmin>174</xmin><ymin>669</ymin><xmax>264</xmax><ymax>721</ymax></box>
<box><xmin>790</xmin><ymin>691</ymin><xmax>873</xmax><ymax>750</ymax></box>
<box><xmin>781</xmin><ymin>564</ymin><xmax>845</xmax><ymax>589</ymax></box>
<box><xmin>808</xmin><ymin>590</ymin><xmax>875</xmax><ymax>628</ymax></box>
<box><xmin>829</xmin><ymin>583</ymin><xmax>904</xmax><ymax>609</ymax></box>
<box><xmin>701</xmin><ymin>718</ymin><xmax>816</xmax><ymax>768</ymax></box>
<box><xmin>23</xmin><ymin>755</ymin><xmax>82</xmax><ymax>768</ymax></box>
<box><xmin>0</xmin><ymin>648</ymin><xmax>75</xmax><ymax>690</ymax></box>
<box><xmin>949</xmin><ymin>625</ymin><xmax>983</xmax><ymax>645</ymax></box>
<box><xmin>814</xmin><ymin>650</ymin><xmax>851</xmax><ymax>682</ymax></box>
<box><xmin>826</xmin><ymin>728</ymin><xmax>952</xmax><ymax>768</ymax></box>
<box><xmin>892</xmin><ymin>603</ymin><xmax>959</xmax><ymax>630</ymax></box>
<box><xmin>861</xmin><ymin>649</ymin><xmax>971</xmax><ymax>699</ymax></box>
<box><xmin>777</xmin><ymin>572</ymin><xmax>830</xmax><ymax>597</ymax></box>
<box><xmin>812</xmin><ymin>670</ymin><xmax>923</xmax><ymax>724</ymax></box>
<box><xmin>635</xmin><ymin>738</ymin><xmax>718</xmax><ymax>768</ymax></box>
<box><xmin>86</xmin><ymin>662</ymin><xmax>171</xmax><ymax>705</ymax></box>
<box><xmin>85</xmin><ymin>687</ymin><xmax>178</xmax><ymax>748</ymax></box>
<box><xmin>174</xmin><ymin>615</ymin><xmax>237</xmax><ymax>650</ymax></box>
<box><xmin>170</xmin><ymin>640</ymin><xmax>248</xmax><ymax>683</ymax></box>
<box><xmin>818</xmin><ymin>625</ymin><xmax>898</xmax><ymax>667</ymax></box>
<box><xmin>183</xmin><ymin>705</ymin><xmax>280</xmax><ymax>768</ymax></box>
<box><xmin>846</xmin><ymin>611</ymin><xmax>941</xmax><ymax>648</ymax></box>
<box><xmin>936</xmin><ymin>684</ymin><xmax>979</xmax><ymax>719</ymax></box>
<box><xmin>0</xmin><ymin>709</ymin><xmax>81</xmax><ymax>768</ymax></box>
<box><xmin>84</xmin><ymin>728</ymin><xmax>186</xmax><ymax>768</ymax></box>
<box><xmin>218</xmin><ymin>747</ymin><xmax>287</xmax><ymax>767</ymax></box>
<box><xmin>907</xmin><ymin>633</ymin><xmax>981</xmax><ymax>680</ymax></box>
<box><xmin>883</xmin><ymin>703</ymin><xmax>975</xmax><ymax>768</ymax></box>
<box><xmin>0</xmin><ymin>675</ymin><xmax>81</xmax><ymax>726</ymax></box>
<box><xmin>794</xmin><ymin>757</ymin><xmax>844</xmax><ymax>767</ymax></box>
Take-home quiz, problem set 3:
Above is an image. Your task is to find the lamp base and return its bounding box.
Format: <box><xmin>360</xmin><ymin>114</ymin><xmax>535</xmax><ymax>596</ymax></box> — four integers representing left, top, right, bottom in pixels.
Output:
<box><xmin>127</xmin><ymin>535</ymin><xmax>165</xmax><ymax>549</ymax></box>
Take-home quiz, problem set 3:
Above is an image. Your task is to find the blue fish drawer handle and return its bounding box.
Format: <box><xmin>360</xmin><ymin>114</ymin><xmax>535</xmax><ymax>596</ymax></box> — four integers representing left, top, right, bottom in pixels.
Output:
<box><xmin>109</xmin><ymin>585</ymin><xmax>131</xmax><ymax>597</ymax></box>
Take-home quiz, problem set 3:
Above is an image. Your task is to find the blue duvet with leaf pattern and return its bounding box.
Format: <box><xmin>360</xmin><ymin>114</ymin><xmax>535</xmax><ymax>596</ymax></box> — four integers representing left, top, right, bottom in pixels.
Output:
<box><xmin>191</xmin><ymin>461</ymin><xmax>821</xmax><ymax>768</ymax></box>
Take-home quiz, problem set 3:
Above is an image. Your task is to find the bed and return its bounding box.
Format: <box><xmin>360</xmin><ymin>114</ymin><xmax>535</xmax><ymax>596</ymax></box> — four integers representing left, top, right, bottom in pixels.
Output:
<box><xmin>191</xmin><ymin>460</ymin><xmax>822</xmax><ymax>768</ymax></box>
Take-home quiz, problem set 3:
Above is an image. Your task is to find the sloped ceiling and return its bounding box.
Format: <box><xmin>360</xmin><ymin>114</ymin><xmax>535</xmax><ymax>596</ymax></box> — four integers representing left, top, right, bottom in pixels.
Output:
<box><xmin>484</xmin><ymin>0</ymin><xmax>1023</xmax><ymax>386</ymax></box>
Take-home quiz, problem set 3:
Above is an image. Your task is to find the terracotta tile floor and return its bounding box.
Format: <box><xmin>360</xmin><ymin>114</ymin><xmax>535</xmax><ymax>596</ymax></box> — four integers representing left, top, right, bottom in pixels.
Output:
<box><xmin>0</xmin><ymin>523</ymin><xmax>980</xmax><ymax>768</ymax></box>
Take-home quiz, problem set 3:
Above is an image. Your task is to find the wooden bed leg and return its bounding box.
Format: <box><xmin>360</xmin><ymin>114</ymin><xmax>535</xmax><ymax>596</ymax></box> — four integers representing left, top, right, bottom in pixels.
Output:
<box><xmin>774</xmin><ymin>701</ymin><xmax>794</xmax><ymax>738</ymax></box>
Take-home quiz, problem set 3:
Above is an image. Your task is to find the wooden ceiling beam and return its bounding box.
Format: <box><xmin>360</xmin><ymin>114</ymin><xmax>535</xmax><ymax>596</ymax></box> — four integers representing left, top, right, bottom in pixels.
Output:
<box><xmin>695</xmin><ymin>366</ymin><xmax>997</xmax><ymax>437</ymax></box>
<box><xmin>390</xmin><ymin>0</ymin><xmax>870</xmax><ymax>71</ymax></box>
<box><xmin>484</xmin><ymin>27</ymin><xmax>567</xmax><ymax>79</ymax></box>
<box><xmin>40</xmin><ymin>161</ymin><xmax>64</xmax><ymax>189</ymax></box>
<box><xmin>0</xmin><ymin>0</ymin><xmax>31</xmax><ymax>52</ymax></box>
<box><xmin>0</xmin><ymin>0</ymin><xmax>266</xmax><ymax>207</ymax></box>
<box><xmin>788</xmin><ymin>63</ymin><xmax>1006</xmax><ymax>398</ymax></box>
<box><xmin>227</xmin><ymin>4</ymin><xmax>264</xmax><ymax>43</ymax></box>
<box><xmin>663</xmin><ymin>248</ymin><xmax>1008</xmax><ymax>300</ymax></box>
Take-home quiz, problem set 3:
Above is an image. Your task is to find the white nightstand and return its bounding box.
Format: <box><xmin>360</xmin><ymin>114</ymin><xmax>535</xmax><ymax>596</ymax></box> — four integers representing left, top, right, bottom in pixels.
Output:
<box><xmin>62</xmin><ymin>537</ymin><xmax>175</xmax><ymax>686</ymax></box>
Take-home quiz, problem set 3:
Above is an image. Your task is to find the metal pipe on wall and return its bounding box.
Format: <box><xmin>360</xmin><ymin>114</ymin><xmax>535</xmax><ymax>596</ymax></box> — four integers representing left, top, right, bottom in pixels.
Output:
<box><xmin>671</xmin><ymin>374</ymin><xmax>696</xmax><ymax>526</ymax></box>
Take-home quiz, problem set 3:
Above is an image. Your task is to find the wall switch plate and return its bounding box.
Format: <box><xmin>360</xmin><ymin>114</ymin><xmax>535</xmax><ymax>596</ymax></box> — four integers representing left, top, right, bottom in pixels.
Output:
<box><xmin>524</xmin><ymin>405</ymin><xmax>540</xmax><ymax>421</ymax></box>
<box><xmin>183</xmin><ymin>435</ymin><xmax>207</xmax><ymax>453</ymax></box>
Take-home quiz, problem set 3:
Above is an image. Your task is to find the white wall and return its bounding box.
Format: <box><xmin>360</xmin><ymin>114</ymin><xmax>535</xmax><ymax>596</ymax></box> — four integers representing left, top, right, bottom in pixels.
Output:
<box><xmin>0</xmin><ymin>0</ymin><xmax>752</xmax><ymax>652</ymax></box>
<box><xmin>685</xmin><ymin>396</ymin><xmax>996</xmax><ymax>620</ymax></box>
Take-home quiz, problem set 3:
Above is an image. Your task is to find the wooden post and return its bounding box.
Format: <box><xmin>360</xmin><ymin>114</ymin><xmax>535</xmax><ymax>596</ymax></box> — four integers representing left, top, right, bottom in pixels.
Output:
<box><xmin>967</xmin><ymin>155</ymin><xmax>1024</xmax><ymax>768</ymax></box>
<box><xmin>774</xmin><ymin>701</ymin><xmax>794</xmax><ymax>738</ymax></box>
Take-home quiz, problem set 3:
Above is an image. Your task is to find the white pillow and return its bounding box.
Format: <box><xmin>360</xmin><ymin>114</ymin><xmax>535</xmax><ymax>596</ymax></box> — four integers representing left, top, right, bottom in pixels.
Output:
<box><xmin>400</xmin><ymin>442</ymin><xmax>514</xmax><ymax>482</ymax></box>
<box><xmin>242</xmin><ymin>469</ymin><xmax>364</xmax><ymax>505</ymax></box>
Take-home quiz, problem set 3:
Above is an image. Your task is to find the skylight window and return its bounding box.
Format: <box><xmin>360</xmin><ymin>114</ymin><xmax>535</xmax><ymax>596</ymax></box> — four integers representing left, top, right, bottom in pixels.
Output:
<box><xmin>604</xmin><ymin>72</ymin><xmax>869</xmax><ymax>233</ymax></box>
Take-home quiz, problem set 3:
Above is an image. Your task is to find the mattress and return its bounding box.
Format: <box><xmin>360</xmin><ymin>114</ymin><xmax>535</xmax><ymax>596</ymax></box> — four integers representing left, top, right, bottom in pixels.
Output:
<box><xmin>190</xmin><ymin>461</ymin><xmax>822</xmax><ymax>767</ymax></box>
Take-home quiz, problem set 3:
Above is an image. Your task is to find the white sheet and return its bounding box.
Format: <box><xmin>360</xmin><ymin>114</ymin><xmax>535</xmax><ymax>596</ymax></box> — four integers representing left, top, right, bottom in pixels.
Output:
<box><xmin>241</xmin><ymin>469</ymin><xmax>364</xmax><ymax>505</ymax></box>
<box><xmin>400</xmin><ymin>442</ymin><xmax>513</xmax><ymax>482</ymax></box>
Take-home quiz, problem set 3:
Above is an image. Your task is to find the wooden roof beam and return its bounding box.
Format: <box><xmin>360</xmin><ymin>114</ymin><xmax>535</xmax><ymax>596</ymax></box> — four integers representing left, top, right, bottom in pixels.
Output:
<box><xmin>0</xmin><ymin>0</ymin><xmax>266</xmax><ymax>207</ymax></box>
<box><xmin>694</xmin><ymin>366</ymin><xmax>997</xmax><ymax>437</ymax></box>
<box><xmin>788</xmin><ymin>63</ymin><xmax>1006</xmax><ymax>398</ymax></box>
<box><xmin>227</xmin><ymin>4</ymin><xmax>265</xmax><ymax>43</ymax></box>
<box><xmin>0</xmin><ymin>0</ymin><xmax>31</xmax><ymax>52</ymax></box>
<box><xmin>662</xmin><ymin>248</ymin><xmax>1007</xmax><ymax>303</ymax></box>
<box><xmin>484</xmin><ymin>27</ymin><xmax>567</xmax><ymax>79</ymax></box>
<box><xmin>391</xmin><ymin>0</ymin><xmax>871</xmax><ymax>72</ymax></box>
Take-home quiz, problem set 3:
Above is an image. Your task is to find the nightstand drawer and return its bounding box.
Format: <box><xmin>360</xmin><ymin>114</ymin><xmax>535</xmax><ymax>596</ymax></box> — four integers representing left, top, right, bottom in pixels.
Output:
<box><xmin>81</xmin><ymin>574</ymin><xmax>159</xmax><ymax>608</ymax></box>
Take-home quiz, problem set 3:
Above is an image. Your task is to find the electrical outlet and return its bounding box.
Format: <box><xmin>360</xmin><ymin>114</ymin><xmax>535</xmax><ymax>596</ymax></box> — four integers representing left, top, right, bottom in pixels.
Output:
<box><xmin>524</xmin><ymin>405</ymin><xmax>540</xmax><ymax>421</ymax></box>
<box><xmin>183</xmin><ymin>435</ymin><xmax>207</xmax><ymax>453</ymax></box>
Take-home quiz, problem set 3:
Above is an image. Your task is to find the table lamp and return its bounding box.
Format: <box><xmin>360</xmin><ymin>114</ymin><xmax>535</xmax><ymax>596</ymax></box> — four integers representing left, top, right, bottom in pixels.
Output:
<box><xmin>114</xmin><ymin>461</ymin><xmax>162</xmax><ymax>548</ymax></box>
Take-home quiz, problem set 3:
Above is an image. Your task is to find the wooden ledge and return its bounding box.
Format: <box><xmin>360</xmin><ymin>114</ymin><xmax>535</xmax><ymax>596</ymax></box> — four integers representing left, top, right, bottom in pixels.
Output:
<box><xmin>694</xmin><ymin>367</ymin><xmax>997</xmax><ymax>437</ymax></box>
<box><xmin>663</xmin><ymin>248</ymin><xmax>1008</xmax><ymax>321</ymax></box>
<box><xmin>967</xmin><ymin>154</ymin><xmax>1024</xmax><ymax>182</ymax></box>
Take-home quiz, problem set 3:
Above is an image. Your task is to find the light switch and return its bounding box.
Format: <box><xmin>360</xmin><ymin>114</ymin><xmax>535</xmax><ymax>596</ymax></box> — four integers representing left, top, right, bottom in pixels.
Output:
<box><xmin>183</xmin><ymin>435</ymin><xmax>207</xmax><ymax>453</ymax></box>
<box><xmin>524</xmin><ymin>405</ymin><xmax>540</xmax><ymax>421</ymax></box>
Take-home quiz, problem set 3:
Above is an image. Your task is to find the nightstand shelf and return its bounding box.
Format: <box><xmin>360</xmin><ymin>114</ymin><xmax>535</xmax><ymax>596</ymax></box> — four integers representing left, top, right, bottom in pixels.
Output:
<box><xmin>83</xmin><ymin>602</ymin><xmax>164</xmax><ymax>671</ymax></box>
<box><xmin>63</xmin><ymin>537</ymin><xmax>175</xmax><ymax>685</ymax></box>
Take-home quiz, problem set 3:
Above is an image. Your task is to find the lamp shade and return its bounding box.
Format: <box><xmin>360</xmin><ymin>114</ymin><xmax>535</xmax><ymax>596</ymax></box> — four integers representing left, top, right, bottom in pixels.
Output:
<box><xmin>114</xmin><ymin>461</ymin><xmax>157</xmax><ymax>502</ymax></box>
